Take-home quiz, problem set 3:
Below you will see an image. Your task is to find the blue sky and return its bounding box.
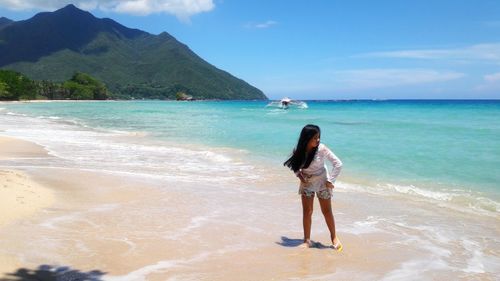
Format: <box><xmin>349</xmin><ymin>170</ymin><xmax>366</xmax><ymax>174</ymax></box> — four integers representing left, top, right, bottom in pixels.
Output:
<box><xmin>1</xmin><ymin>0</ymin><xmax>500</xmax><ymax>100</ymax></box>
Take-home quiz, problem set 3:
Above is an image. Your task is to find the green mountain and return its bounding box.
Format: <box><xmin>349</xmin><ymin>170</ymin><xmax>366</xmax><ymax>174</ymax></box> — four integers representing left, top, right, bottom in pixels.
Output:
<box><xmin>0</xmin><ymin>17</ymin><xmax>13</xmax><ymax>29</ymax></box>
<box><xmin>0</xmin><ymin>5</ymin><xmax>267</xmax><ymax>100</ymax></box>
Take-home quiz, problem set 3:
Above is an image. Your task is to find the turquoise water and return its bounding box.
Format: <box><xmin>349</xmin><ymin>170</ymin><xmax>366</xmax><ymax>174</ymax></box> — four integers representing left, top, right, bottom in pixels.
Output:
<box><xmin>2</xmin><ymin>100</ymin><xmax>499</xmax><ymax>199</ymax></box>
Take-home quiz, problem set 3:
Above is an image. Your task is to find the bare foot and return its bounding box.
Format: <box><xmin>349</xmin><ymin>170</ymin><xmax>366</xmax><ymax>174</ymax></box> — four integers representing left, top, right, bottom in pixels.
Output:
<box><xmin>300</xmin><ymin>239</ymin><xmax>313</xmax><ymax>248</ymax></box>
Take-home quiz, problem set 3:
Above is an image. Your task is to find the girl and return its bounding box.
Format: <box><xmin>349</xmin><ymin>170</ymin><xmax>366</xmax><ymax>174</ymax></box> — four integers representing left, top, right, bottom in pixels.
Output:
<box><xmin>284</xmin><ymin>124</ymin><xmax>343</xmax><ymax>251</ymax></box>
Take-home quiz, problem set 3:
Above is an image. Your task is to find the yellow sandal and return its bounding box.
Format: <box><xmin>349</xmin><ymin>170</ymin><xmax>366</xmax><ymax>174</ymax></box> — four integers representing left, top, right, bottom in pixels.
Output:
<box><xmin>332</xmin><ymin>240</ymin><xmax>343</xmax><ymax>252</ymax></box>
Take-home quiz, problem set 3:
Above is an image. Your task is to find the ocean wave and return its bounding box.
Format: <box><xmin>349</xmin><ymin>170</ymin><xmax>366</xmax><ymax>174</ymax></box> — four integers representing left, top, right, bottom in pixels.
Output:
<box><xmin>388</xmin><ymin>183</ymin><xmax>500</xmax><ymax>214</ymax></box>
<box><xmin>6</xmin><ymin>111</ymin><xmax>27</xmax><ymax>116</ymax></box>
<box><xmin>36</xmin><ymin>115</ymin><xmax>61</xmax><ymax>120</ymax></box>
<box><xmin>108</xmin><ymin>129</ymin><xmax>150</xmax><ymax>137</ymax></box>
<box><xmin>0</xmin><ymin>112</ymin><xmax>257</xmax><ymax>184</ymax></box>
<box><xmin>341</xmin><ymin>182</ymin><xmax>500</xmax><ymax>217</ymax></box>
<box><xmin>2</xmin><ymin>106</ymin><xmax>498</xmax><ymax>216</ymax></box>
<box><xmin>104</xmin><ymin>244</ymin><xmax>253</xmax><ymax>281</ymax></box>
<box><xmin>342</xmin><ymin>216</ymin><xmax>384</xmax><ymax>235</ymax></box>
<box><xmin>57</xmin><ymin>118</ymin><xmax>90</xmax><ymax>128</ymax></box>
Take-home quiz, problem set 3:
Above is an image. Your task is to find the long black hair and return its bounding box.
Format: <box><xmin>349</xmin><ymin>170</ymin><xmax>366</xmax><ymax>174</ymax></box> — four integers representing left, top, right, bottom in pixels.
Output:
<box><xmin>284</xmin><ymin>124</ymin><xmax>321</xmax><ymax>172</ymax></box>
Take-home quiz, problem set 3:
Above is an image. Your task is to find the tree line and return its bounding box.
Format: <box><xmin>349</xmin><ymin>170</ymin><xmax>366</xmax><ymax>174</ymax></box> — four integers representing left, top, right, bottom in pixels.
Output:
<box><xmin>0</xmin><ymin>70</ymin><xmax>109</xmax><ymax>101</ymax></box>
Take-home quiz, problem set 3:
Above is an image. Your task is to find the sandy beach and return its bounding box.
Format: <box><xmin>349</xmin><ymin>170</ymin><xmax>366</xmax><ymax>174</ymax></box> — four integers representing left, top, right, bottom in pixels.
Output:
<box><xmin>1</xmin><ymin>0</ymin><xmax>500</xmax><ymax>278</ymax></box>
<box><xmin>0</xmin><ymin>137</ymin><xmax>54</xmax><ymax>274</ymax></box>
<box><xmin>0</xmin><ymin>169</ymin><xmax>55</xmax><ymax>272</ymax></box>
<box><xmin>1</xmin><ymin>132</ymin><xmax>498</xmax><ymax>280</ymax></box>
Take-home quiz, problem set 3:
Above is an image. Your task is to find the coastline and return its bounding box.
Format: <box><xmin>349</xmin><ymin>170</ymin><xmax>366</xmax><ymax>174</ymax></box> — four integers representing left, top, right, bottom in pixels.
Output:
<box><xmin>0</xmin><ymin>136</ymin><xmax>55</xmax><ymax>274</ymax></box>
<box><xmin>0</xmin><ymin>133</ymin><xmax>403</xmax><ymax>280</ymax></box>
<box><xmin>0</xmin><ymin>135</ymin><xmax>49</xmax><ymax>159</ymax></box>
<box><xmin>0</xmin><ymin>135</ymin><xmax>192</xmax><ymax>277</ymax></box>
<box><xmin>0</xmin><ymin>110</ymin><xmax>499</xmax><ymax>279</ymax></box>
<box><xmin>0</xmin><ymin>136</ymin><xmax>54</xmax><ymax>227</ymax></box>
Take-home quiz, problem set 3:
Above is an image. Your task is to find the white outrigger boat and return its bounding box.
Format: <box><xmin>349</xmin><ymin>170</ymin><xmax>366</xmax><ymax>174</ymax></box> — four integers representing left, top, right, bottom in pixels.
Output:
<box><xmin>266</xmin><ymin>97</ymin><xmax>308</xmax><ymax>109</ymax></box>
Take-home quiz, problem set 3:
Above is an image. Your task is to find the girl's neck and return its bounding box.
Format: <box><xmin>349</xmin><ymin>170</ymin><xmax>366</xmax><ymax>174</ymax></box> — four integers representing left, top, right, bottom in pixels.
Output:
<box><xmin>307</xmin><ymin>143</ymin><xmax>319</xmax><ymax>151</ymax></box>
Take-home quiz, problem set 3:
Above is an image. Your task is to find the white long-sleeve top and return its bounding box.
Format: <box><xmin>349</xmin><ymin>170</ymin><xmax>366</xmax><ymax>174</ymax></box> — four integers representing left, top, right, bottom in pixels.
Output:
<box><xmin>295</xmin><ymin>143</ymin><xmax>343</xmax><ymax>183</ymax></box>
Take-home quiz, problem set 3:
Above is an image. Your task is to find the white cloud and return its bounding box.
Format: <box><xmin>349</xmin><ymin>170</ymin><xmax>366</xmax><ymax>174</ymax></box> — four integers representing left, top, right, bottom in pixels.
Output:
<box><xmin>255</xmin><ymin>20</ymin><xmax>277</xmax><ymax>29</ymax></box>
<box><xmin>474</xmin><ymin>72</ymin><xmax>500</xmax><ymax>91</ymax></box>
<box><xmin>484</xmin><ymin>72</ymin><xmax>500</xmax><ymax>82</ymax></box>
<box><xmin>78</xmin><ymin>1</ymin><xmax>99</xmax><ymax>11</ymax></box>
<box><xmin>245</xmin><ymin>20</ymin><xmax>277</xmax><ymax>29</ymax></box>
<box><xmin>330</xmin><ymin>69</ymin><xmax>465</xmax><ymax>90</ymax></box>
<box><xmin>358</xmin><ymin>43</ymin><xmax>500</xmax><ymax>64</ymax></box>
<box><xmin>259</xmin><ymin>68</ymin><xmax>465</xmax><ymax>96</ymax></box>
<box><xmin>0</xmin><ymin>0</ymin><xmax>215</xmax><ymax>20</ymax></box>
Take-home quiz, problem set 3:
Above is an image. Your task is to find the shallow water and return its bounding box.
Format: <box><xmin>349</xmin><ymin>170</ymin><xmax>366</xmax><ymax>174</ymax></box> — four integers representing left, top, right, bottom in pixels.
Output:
<box><xmin>0</xmin><ymin>100</ymin><xmax>499</xmax><ymax>279</ymax></box>
<box><xmin>1</xmin><ymin>100</ymin><xmax>499</xmax><ymax>213</ymax></box>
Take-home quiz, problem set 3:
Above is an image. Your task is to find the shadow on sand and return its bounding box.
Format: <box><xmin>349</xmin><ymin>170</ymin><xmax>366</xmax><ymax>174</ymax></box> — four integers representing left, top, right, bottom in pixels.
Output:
<box><xmin>0</xmin><ymin>265</ymin><xmax>106</xmax><ymax>281</ymax></box>
<box><xmin>276</xmin><ymin>236</ymin><xmax>332</xmax><ymax>249</ymax></box>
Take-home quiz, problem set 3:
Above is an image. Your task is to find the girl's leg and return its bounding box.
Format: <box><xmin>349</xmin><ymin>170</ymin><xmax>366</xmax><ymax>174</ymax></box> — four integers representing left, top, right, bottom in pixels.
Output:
<box><xmin>301</xmin><ymin>194</ymin><xmax>314</xmax><ymax>246</ymax></box>
<box><xmin>318</xmin><ymin>197</ymin><xmax>340</xmax><ymax>246</ymax></box>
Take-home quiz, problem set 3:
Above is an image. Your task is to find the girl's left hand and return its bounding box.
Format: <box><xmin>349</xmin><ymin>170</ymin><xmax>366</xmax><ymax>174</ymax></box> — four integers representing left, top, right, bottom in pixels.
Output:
<box><xmin>326</xmin><ymin>181</ymin><xmax>335</xmax><ymax>189</ymax></box>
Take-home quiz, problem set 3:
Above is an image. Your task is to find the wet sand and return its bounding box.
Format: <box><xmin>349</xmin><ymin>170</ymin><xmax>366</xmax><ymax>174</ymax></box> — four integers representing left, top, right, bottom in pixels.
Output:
<box><xmin>0</xmin><ymin>135</ymin><xmax>498</xmax><ymax>280</ymax></box>
<box><xmin>0</xmin><ymin>135</ymin><xmax>49</xmax><ymax>159</ymax></box>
